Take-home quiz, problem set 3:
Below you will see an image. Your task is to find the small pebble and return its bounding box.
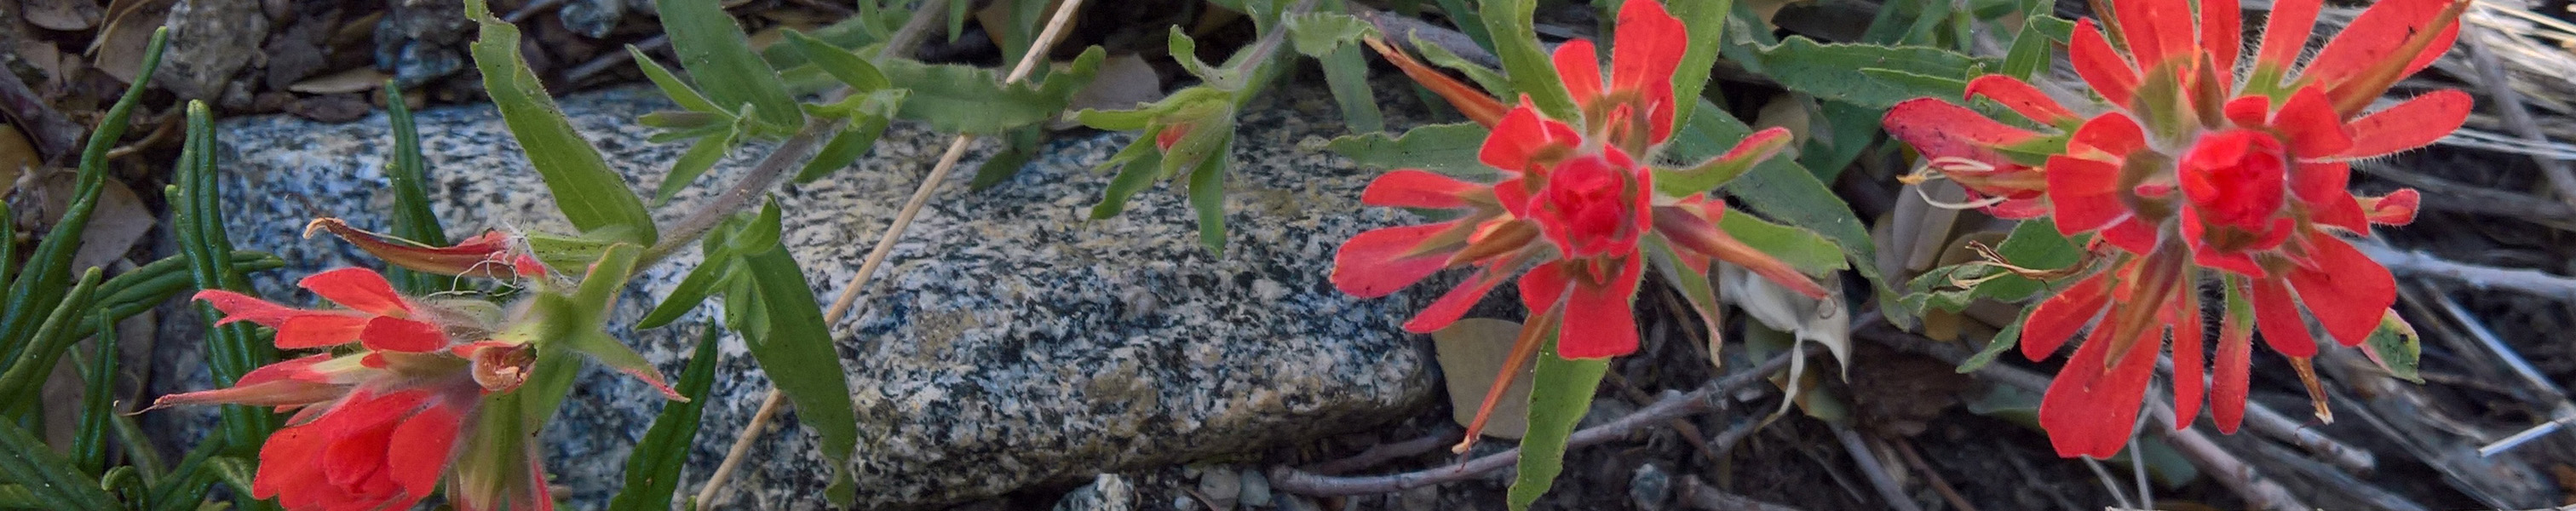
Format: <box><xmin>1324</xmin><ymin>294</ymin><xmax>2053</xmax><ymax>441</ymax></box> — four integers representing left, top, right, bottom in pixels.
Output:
<box><xmin>1630</xmin><ymin>462</ymin><xmax>1672</xmax><ymax>510</ymax></box>
<box><xmin>1237</xmin><ymin>469</ymin><xmax>1273</xmax><ymax>508</ymax></box>
<box><xmin>1198</xmin><ymin>466</ymin><xmax>1243</xmax><ymax>510</ymax></box>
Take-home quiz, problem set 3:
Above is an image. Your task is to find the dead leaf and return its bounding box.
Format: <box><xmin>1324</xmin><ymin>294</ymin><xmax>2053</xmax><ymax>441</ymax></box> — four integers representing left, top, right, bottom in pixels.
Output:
<box><xmin>68</xmin><ymin>179</ymin><xmax>150</xmax><ymax>273</ymax></box>
<box><xmin>0</xmin><ymin>125</ymin><xmax>33</xmax><ymax>190</ymax></box>
<box><xmin>285</xmin><ymin>93</ymin><xmax>371</xmax><ymax>123</ymax></box>
<box><xmin>1433</xmin><ymin>318</ymin><xmax>1535</xmax><ymax>439</ymax></box>
<box><xmin>87</xmin><ymin>0</ymin><xmax>176</xmax><ymax>83</ymax></box>
<box><xmin>287</xmin><ymin>66</ymin><xmax>387</xmax><ymax>95</ymax></box>
<box><xmin>23</xmin><ymin>0</ymin><xmax>102</xmax><ymax>31</ymax></box>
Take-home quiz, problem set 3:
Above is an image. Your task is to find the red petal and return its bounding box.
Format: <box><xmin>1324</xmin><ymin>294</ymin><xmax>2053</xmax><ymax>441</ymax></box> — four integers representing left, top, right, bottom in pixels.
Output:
<box><xmin>2111</xmin><ymin>0</ymin><xmax>2192</xmax><ymax>70</ymax></box>
<box><xmin>2286</xmin><ymin>233</ymin><xmax>2397</xmax><ymax>347</ymax></box>
<box><xmin>1480</xmin><ymin>104</ymin><xmax>1582</xmax><ymax>173</ymax></box>
<box><xmin>299</xmin><ymin>267</ymin><xmax>411</xmax><ymax>317</ymax></box>
<box><xmin>2255</xmin><ymin>0</ymin><xmax>2321</xmax><ymax>75</ymax></box>
<box><xmin>2044</xmin><ymin>155</ymin><xmax>2131</xmax><ymax>235</ymax></box>
<box><xmin>2305</xmin><ymin>0</ymin><xmax>2460</xmax><ymax>90</ymax></box>
<box><xmin>2203</xmin><ymin>0</ymin><xmax>2244</xmax><ymax>78</ymax></box>
<box><xmin>275</xmin><ymin>313</ymin><xmax>371</xmax><ymax>349</ymax></box>
<box><xmin>359</xmin><ymin>317</ymin><xmax>448</xmax><ymax>353</ymax></box>
<box><xmin>2271</xmin><ymin>88</ymin><xmax>2354</xmax><ymax>157</ymax></box>
<box><xmin>2022</xmin><ymin>271</ymin><xmax>2113</xmax><ymax>361</ymax></box>
<box><xmin>193</xmin><ymin>290</ymin><xmax>304</xmax><ymax>327</ymax></box>
<box><xmin>2343</xmin><ymin>89</ymin><xmax>2471</xmax><ymax>158</ymax></box>
<box><xmin>2171</xmin><ymin>287</ymin><xmax>2206</xmax><ymax>428</ymax></box>
<box><xmin>2294</xmin><ymin>162</ymin><xmax>2371</xmax><ymax>232</ymax></box>
<box><xmin>2069</xmin><ymin>112</ymin><xmax>2147</xmax><ymax>158</ymax></box>
<box><xmin>2038</xmin><ymin>321</ymin><xmax>2159</xmax><ymax>458</ymax></box>
<box><xmin>1965</xmin><ymin>76</ymin><xmax>2079</xmax><ymax>126</ymax></box>
<box><xmin>1331</xmin><ymin>223</ymin><xmax>1463</xmax><ymax>298</ymax></box>
<box><xmin>1552</xmin><ymin>39</ymin><xmax>1604</xmax><ymax>103</ymax></box>
<box><xmin>1610</xmin><ymin>0</ymin><xmax>1685</xmax><ymax>97</ymax></box>
<box><xmin>2181</xmin><ymin>208</ymin><xmax>2268</xmax><ymax>277</ymax></box>
<box><xmin>387</xmin><ymin>402</ymin><xmax>463</xmax><ymax>498</ymax></box>
<box><xmin>2250</xmin><ymin>278</ymin><xmax>2318</xmax><ymax>357</ymax></box>
<box><xmin>1518</xmin><ymin>261</ymin><xmax>1573</xmax><ymax>313</ymax></box>
<box><xmin>252</xmin><ymin>427</ymin><xmax>330</xmax><ymax>502</ymax></box>
<box><xmin>2222</xmin><ymin>95</ymin><xmax>2272</xmax><ymax>130</ymax></box>
<box><xmin>2362</xmin><ymin>189</ymin><xmax>2421</xmax><ymax>225</ymax></box>
<box><xmin>2211</xmin><ymin>302</ymin><xmax>2255</xmax><ymax>433</ymax></box>
<box><xmin>1554</xmin><ymin>257</ymin><xmax>1645</xmax><ymax>359</ymax></box>
<box><xmin>1366</xmin><ymin>37</ymin><xmax>1506</xmax><ymax>127</ymax></box>
<box><xmin>322</xmin><ymin>412</ymin><xmax>399</xmax><ymax>490</ymax></box>
<box><xmin>2070</xmin><ymin>20</ymin><xmax>2139</xmax><ymax>106</ymax></box>
<box><xmin>1882</xmin><ymin>99</ymin><xmax>2042</xmax><ymax>160</ymax></box>
<box><xmin>1404</xmin><ymin>262</ymin><xmax>1521</xmax><ymax>333</ymax></box>
<box><xmin>1362</xmin><ymin>169</ymin><xmax>1484</xmax><ymax>209</ymax></box>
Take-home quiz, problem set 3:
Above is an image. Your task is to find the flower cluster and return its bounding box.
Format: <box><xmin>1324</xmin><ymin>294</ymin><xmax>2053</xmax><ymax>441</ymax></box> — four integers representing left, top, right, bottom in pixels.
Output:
<box><xmin>1883</xmin><ymin>0</ymin><xmax>2468</xmax><ymax>456</ymax></box>
<box><xmin>1335</xmin><ymin>0</ymin><xmax>1827</xmax><ymax>364</ymax></box>
<box><xmin>155</xmin><ymin>222</ymin><xmax>676</xmax><ymax>510</ymax></box>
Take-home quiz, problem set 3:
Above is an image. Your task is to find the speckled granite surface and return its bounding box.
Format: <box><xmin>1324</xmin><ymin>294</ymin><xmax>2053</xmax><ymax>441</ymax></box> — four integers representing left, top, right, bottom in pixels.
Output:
<box><xmin>187</xmin><ymin>81</ymin><xmax>1440</xmax><ymax>508</ymax></box>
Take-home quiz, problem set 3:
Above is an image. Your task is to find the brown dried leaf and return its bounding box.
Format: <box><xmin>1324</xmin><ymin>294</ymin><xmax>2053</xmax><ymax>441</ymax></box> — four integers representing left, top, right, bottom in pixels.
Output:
<box><xmin>285</xmin><ymin>93</ymin><xmax>371</xmax><ymax>123</ymax></box>
<box><xmin>1433</xmin><ymin>318</ymin><xmax>1534</xmax><ymax>439</ymax></box>
<box><xmin>0</xmin><ymin>125</ymin><xmax>33</xmax><ymax>189</ymax></box>
<box><xmin>22</xmin><ymin>0</ymin><xmax>102</xmax><ymax>30</ymax></box>
<box><xmin>287</xmin><ymin>66</ymin><xmax>388</xmax><ymax>95</ymax></box>
<box><xmin>87</xmin><ymin>0</ymin><xmax>175</xmax><ymax>83</ymax></box>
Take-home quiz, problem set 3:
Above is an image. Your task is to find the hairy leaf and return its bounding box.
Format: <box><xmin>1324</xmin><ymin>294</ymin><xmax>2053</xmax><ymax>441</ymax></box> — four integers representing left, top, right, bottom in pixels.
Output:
<box><xmin>878</xmin><ymin>47</ymin><xmax>1107</xmax><ymax>135</ymax></box>
<box><xmin>468</xmin><ymin>0</ymin><xmax>658</xmax><ymax>244</ymax></box>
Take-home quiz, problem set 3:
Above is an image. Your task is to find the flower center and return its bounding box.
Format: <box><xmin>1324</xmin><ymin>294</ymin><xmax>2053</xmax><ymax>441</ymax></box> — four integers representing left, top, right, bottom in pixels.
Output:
<box><xmin>1536</xmin><ymin>152</ymin><xmax>1643</xmax><ymax>260</ymax></box>
<box><xmin>2177</xmin><ymin>129</ymin><xmax>2288</xmax><ymax>231</ymax></box>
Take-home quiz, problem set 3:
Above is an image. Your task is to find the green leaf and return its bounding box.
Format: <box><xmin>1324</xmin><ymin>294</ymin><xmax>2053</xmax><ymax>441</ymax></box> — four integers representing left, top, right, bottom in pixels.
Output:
<box><xmin>1506</xmin><ymin>346</ymin><xmax>1608</xmax><ymax>510</ymax></box>
<box><xmin>1427</xmin><ymin>0</ymin><xmax>1495</xmax><ymax>51</ymax></box>
<box><xmin>1324</xmin><ymin>122</ymin><xmax>1492</xmax><ymax>178</ymax></box>
<box><xmin>640</xmin><ymin>258</ymin><xmax>736</xmax><ymax>330</ymax></box>
<box><xmin>2361</xmin><ymin>312</ymin><xmax>2424</xmax><ymax>383</ymax></box>
<box><xmin>175</xmin><ymin>100</ymin><xmax>279</xmax><ymax>452</ymax></box>
<box><xmin>383</xmin><ymin>80</ymin><xmax>453</xmax><ymax>294</ymax></box>
<box><xmin>1284</xmin><ymin>11</ymin><xmax>1377</xmax><ymax>57</ymax></box>
<box><xmin>630</xmin><ymin>45</ymin><xmax>726</xmax><ymax>113</ymax></box>
<box><xmin>877</xmin><ymin>46</ymin><xmax>1107</xmax><ymax>135</ymax></box>
<box><xmin>653</xmin><ymin>130</ymin><xmax>740</xmax><ymax>204</ymax></box>
<box><xmin>1955</xmin><ymin>313</ymin><xmax>2025</xmax><ymax>373</ymax></box>
<box><xmin>656</xmin><ymin>0</ymin><xmax>803</xmax><ymax>131</ymax></box>
<box><xmin>1187</xmin><ymin>141</ymin><xmax>1232</xmax><ymax>255</ymax></box>
<box><xmin>468</xmin><ymin>0</ymin><xmax>658</xmax><ymax>245</ymax></box>
<box><xmin>970</xmin><ymin>125</ymin><xmax>1047</xmax><ymax>190</ymax></box>
<box><xmin>0</xmin><ymin>418</ymin><xmax>113</xmax><ymax>509</ymax></box>
<box><xmin>796</xmin><ymin>89</ymin><xmax>907</xmax><ymax>183</ymax></box>
<box><xmin>785</xmin><ymin>29</ymin><xmax>892</xmax><ymax>91</ymax></box>
<box><xmin>1088</xmin><ymin>147</ymin><xmax>1164</xmax><ymax>220</ymax></box>
<box><xmin>1999</xmin><ymin>21</ymin><xmax>2053</xmax><ymax>80</ymax></box>
<box><xmin>1320</xmin><ymin>43</ymin><xmax>1386</xmax><ymax>133</ymax></box>
<box><xmin>1978</xmin><ymin>218</ymin><xmax>2080</xmax><ymax>301</ymax></box>
<box><xmin>1752</xmin><ymin>36</ymin><xmax>1994</xmax><ymax>109</ymax></box>
<box><xmin>0</xmin><ymin>268</ymin><xmax>100</xmax><ymax>405</ymax></box>
<box><xmin>1481</xmin><ymin>0</ymin><xmax>1577</xmax><ymax>120</ymax></box>
<box><xmin>0</xmin><ymin>27</ymin><xmax>165</xmax><ymax>365</ymax></box>
<box><xmin>1717</xmin><ymin>210</ymin><xmax>1849</xmax><ymax>276</ymax></box>
<box><xmin>1406</xmin><ymin>34</ymin><xmax>1511</xmax><ymax>98</ymax></box>
<box><xmin>1665</xmin><ymin>0</ymin><xmax>1736</xmax><ymax>129</ymax></box>
<box><xmin>1642</xmin><ymin>237</ymin><xmax>1724</xmax><ymax>362</ymax></box>
<box><xmin>606</xmin><ymin>326</ymin><xmax>724</xmax><ymax>511</ymax></box>
<box><xmin>1672</xmin><ymin>100</ymin><xmax>1894</xmax><ymax>322</ymax></box>
<box><xmin>1167</xmin><ymin>27</ymin><xmax>1222</xmax><ymax>83</ymax></box>
<box><xmin>72</xmin><ymin>314</ymin><xmax>116</xmax><ymax>475</ymax></box>
<box><xmin>733</xmin><ymin>248</ymin><xmax>861</xmax><ymax>506</ymax></box>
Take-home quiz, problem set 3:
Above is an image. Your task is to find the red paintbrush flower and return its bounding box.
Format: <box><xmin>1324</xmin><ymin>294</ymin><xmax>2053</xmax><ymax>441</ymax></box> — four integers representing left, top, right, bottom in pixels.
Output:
<box><xmin>1883</xmin><ymin>0</ymin><xmax>2468</xmax><ymax>458</ymax></box>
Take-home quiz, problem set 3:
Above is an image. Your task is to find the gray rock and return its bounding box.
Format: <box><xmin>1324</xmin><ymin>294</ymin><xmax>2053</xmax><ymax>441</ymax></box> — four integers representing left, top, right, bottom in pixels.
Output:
<box><xmin>198</xmin><ymin>81</ymin><xmax>1438</xmax><ymax>508</ymax></box>
<box><xmin>1196</xmin><ymin>465</ymin><xmax>1242</xmax><ymax>510</ymax></box>
<box><xmin>1053</xmin><ymin>474</ymin><xmax>1137</xmax><ymax>511</ymax></box>
<box><xmin>161</xmin><ymin>0</ymin><xmax>268</xmax><ymax>100</ymax></box>
<box><xmin>1237</xmin><ymin>468</ymin><xmax>1273</xmax><ymax>508</ymax></box>
<box><xmin>1630</xmin><ymin>462</ymin><xmax>1670</xmax><ymax>510</ymax></box>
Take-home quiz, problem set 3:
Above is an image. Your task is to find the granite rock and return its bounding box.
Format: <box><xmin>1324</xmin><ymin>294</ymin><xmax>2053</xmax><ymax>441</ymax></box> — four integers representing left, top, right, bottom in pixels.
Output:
<box><xmin>193</xmin><ymin>81</ymin><xmax>1440</xmax><ymax>508</ymax></box>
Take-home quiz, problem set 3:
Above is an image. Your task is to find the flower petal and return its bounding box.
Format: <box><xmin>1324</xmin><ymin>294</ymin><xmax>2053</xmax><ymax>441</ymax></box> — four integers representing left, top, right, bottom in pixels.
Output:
<box><xmin>359</xmin><ymin>317</ymin><xmax>449</xmax><ymax>353</ymax></box>
<box><xmin>1331</xmin><ymin>223</ymin><xmax>1463</xmax><ymax>298</ymax></box>
<box><xmin>193</xmin><ymin>290</ymin><xmax>306</xmax><ymax>327</ymax></box>
<box><xmin>2111</xmin><ymin>0</ymin><xmax>2192</xmax><ymax>71</ymax></box>
<box><xmin>2070</xmin><ymin>19</ymin><xmax>2139</xmax><ymax>106</ymax></box>
<box><xmin>1965</xmin><ymin>75</ymin><xmax>2079</xmax><ymax>126</ymax></box>
<box><xmin>2202</xmin><ymin>0</ymin><xmax>2243</xmax><ymax>80</ymax></box>
<box><xmin>2286</xmin><ymin>233</ymin><xmax>2397</xmax><ymax>347</ymax></box>
<box><xmin>2181</xmin><ymin>207</ymin><xmax>2268</xmax><ymax>277</ymax></box>
<box><xmin>1366</xmin><ymin>37</ymin><xmax>1507</xmax><ymax>127</ymax></box>
<box><xmin>2271</xmin><ymin>88</ymin><xmax>2354</xmax><ymax>158</ymax></box>
<box><xmin>2294</xmin><ymin>162</ymin><xmax>2370</xmax><ymax>233</ymax></box>
<box><xmin>252</xmin><ymin>426</ymin><xmax>329</xmax><ymax>502</ymax></box>
<box><xmin>2068</xmin><ymin>112</ymin><xmax>2147</xmax><ymax>158</ymax></box>
<box><xmin>1480</xmin><ymin>104</ymin><xmax>1582</xmax><ymax>173</ymax></box>
<box><xmin>1553</xmin><ymin>39</ymin><xmax>1605</xmax><ymax>104</ymax></box>
<box><xmin>1404</xmin><ymin>261</ymin><xmax>1522</xmax><ymax>333</ymax></box>
<box><xmin>2044</xmin><ymin>155</ymin><xmax>2130</xmax><ymax>236</ymax></box>
<box><xmin>2038</xmin><ymin>320</ymin><xmax>2159</xmax><ymax>458</ymax></box>
<box><xmin>386</xmin><ymin>401</ymin><xmax>463</xmax><ymax>502</ymax></box>
<box><xmin>275</xmin><ymin>313</ymin><xmax>372</xmax><ymax>349</ymax></box>
<box><xmin>1554</xmin><ymin>256</ymin><xmax>1645</xmax><ymax>359</ymax></box>
<box><xmin>2023</xmin><ymin>271</ymin><xmax>2113</xmax><ymax>361</ymax></box>
<box><xmin>1518</xmin><ymin>261</ymin><xmax>1572</xmax><ymax>314</ymax></box>
<box><xmin>2171</xmin><ymin>287</ymin><xmax>2206</xmax><ymax>428</ymax></box>
<box><xmin>2361</xmin><ymin>189</ymin><xmax>2421</xmax><ymax>225</ymax></box>
<box><xmin>2305</xmin><ymin>0</ymin><xmax>2461</xmax><ymax>93</ymax></box>
<box><xmin>2249</xmin><ymin>278</ymin><xmax>2318</xmax><ymax>357</ymax></box>
<box><xmin>1362</xmin><ymin>169</ymin><xmax>1485</xmax><ymax>209</ymax></box>
<box><xmin>1883</xmin><ymin>99</ymin><xmax>2044</xmax><ymax>162</ymax></box>
<box><xmin>2211</xmin><ymin>300</ymin><xmax>2256</xmax><ymax>433</ymax></box>
<box><xmin>298</xmin><ymin>267</ymin><xmax>411</xmax><ymax>317</ymax></box>
<box><xmin>2343</xmin><ymin>89</ymin><xmax>2472</xmax><ymax>158</ymax></box>
<box><xmin>1610</xmin><ymin>0</ymin><xmax>1685</xmax><ymax>98</ymax></box>
<box><xmin>2255</xmin><ymin>0</ymin><xmax>2321</xmax><ymax>76</ymax></box>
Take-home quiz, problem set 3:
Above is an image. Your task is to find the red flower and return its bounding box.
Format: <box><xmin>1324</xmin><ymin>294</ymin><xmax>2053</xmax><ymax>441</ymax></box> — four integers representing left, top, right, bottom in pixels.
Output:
<box><xmin>1884</xmin><ymin>0</ymin><xmax>2469</xmax><ymax>458</ymax></box>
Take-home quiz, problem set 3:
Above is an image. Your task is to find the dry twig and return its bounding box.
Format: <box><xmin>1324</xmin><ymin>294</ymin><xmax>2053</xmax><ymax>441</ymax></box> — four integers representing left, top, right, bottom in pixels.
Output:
<box><xmin>2356</xmin><ymin>243</ymin><xmax>2576</xmax><ymax>302</ymax></box>
<box><xmin>2461</xmin><ymin>20</ymin><xmax>2576</xmax><ymax>210</ymax></box>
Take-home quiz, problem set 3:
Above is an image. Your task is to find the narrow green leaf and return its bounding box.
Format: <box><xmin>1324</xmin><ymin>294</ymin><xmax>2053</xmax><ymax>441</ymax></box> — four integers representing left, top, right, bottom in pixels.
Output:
<box><xmin>606</xmin><ymin>326</ymin><xmax>724</xmax><ymax>511</ymax></box>
<box><xmin>657</xmin><ymin>0</ymin><xmax>803</xmax><ymax>130</ymax></box>
<box><xmin>1977</xmin><ymin>218</ymin><xmax>2081</xmax><ymax>301</ymax></box>
<box><xmin>1323</xmin><ymin>122</ymin><xmax>1492</xmax><ymax>178</ymax></box>
<box><xmin>1665</xmin><ymin>0</ymin><xmax>1736</xmax><ymax>128</ymax></box>
<box><xmin>1753</xmin><ymin>36</ymin><xmax>1993</xmax><ymax>109</ymax></box>
<box><xmin>0</xmin><ymin>27</ymin><xmax>164</xmax><ymax>363</ymax></box>
<box><xmin>1168</xmin><ymin>28</ymin><xmax>1221</xmax><ymax>82</ymax></box>
<box><xmin>785</xmin><ymin>30</ymin><xmax>892</xmax><ymax>91</ymax></box>
<box><xmin>1999</xmin><ymin>22</ymin><xmax>2052</xmax><ymax>80</ymax></box>
<box><xmin>796</xmin><ymin>90</ymin><xmax>906</xmax><ymax>183</ymax></box>
<box><xmin>175</xmin><ymin>100</ymin><xmax>279</xmax><ymax>452</ymax></box>
<box><xmin>734</xmin><ymin>248</ymin><xmax>861</xmax><ymax>506</ymax></box>
<box><xmin>468</xmin><ymin>0</ymin><xmax>658</xmax><ymax>245</ymax></box>
<box><xmin>630</xmin><ymin>45</ymin><xmax>726</xmax><ymax>113</ymax></box>
<box><xmin>653</xmin><ymin>131</ymin><xmax>740</xmax><ymax>204</ymax></box>
<box><xmin>1320</xmin><ymin>43</ymin><xmax>1387</xmax><ymax>133</ymax></box>
<box><xmin>0</xmin><ymin>269</ymin><xmax>102</xmax><ymax>402</ymax></box>
<box><xmin>1187</xmin><ymin>141</ymin><xmax>1231</xmax><ymax>255</ymax></box>
<box><xmin>1285</xmin><ymin>11</ymin><xmax>1377</xmax><ymax>57</ymax></box>
<box><xmin>1716</xmin><ymin>210</ymin><xmax>1849</xmax><ymax>276</ymax></box>
<box><xmin>1481</xmin><ymin>0</ymin><xmax>1578</xmax><ymax>119</ymax></box>
<box><xmin>1673</xmin><ymin>100</ymin><xmax>1894</xmax><ymax>322</ymax></box>
<box><xmin>0</xmin><ymin>418</ymin><xmax>114</xmax><ymax>509</ymax></box>
<box><xmin>1506</xmin><ymin>344</ymin><xmax>1608</xmax><ymax>510</ymax></box>
<box><xmin>1428</xmin><ymin>0</ymin><xmax>1495</xmax><ymax>51</ymax></box>
<box><xmin>384</xmin><ymin>80</ymin><xmax>452</xmax><ymax>294</ymax></box>
<box><xmin>1798</xmin><ymin>100</ymin><xmax>1881</xmax><ymax>181</ymax></box>
<box><xmin>72</xmin><ymin>314</ymin><xmax>116</xmax><ymax>475</ymax></box>
<box><xmin>877</xmin><ymin>47</ymin><xmax>1107</xmax><ymax>135</ymax></box>
<box><xmin>1955</xmin><ymin>313</ymin><xmax>2026</xmax><ymax>373</ymax></box>
<box><xmin>640</xmin><ymin>260</ymin><xmax>736</xmax><ymax>330</ymax></box>
<box><xmin>1406</xmin><ymin>34</ymin><xmax>1511</xmax><ymax>98</ymax></box>
<box><xmin>1088</xmin><ymin>146</ymin><xmax>1164</xmax><ymax>220</ymax></box>
<box><xmin>969</xmin><ymin>126</ymin><xmax>1046</xmax><ymax>190</ymax></box>
<box><xmin>946</xmin><ymin>0</ymin><xmax>972</xmax><ymax>44</ymax></box>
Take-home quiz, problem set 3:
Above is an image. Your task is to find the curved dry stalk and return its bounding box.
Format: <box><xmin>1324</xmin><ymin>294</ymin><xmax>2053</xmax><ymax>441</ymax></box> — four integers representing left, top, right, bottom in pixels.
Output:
<box><xmin>687</xmin><ymin>0</ymin><xmax>1088</xmax><ymax>508</ymax></box>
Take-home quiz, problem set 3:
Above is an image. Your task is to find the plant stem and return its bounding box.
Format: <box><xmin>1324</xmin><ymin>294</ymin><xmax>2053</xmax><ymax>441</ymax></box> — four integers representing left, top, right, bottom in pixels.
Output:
<box><xmin>640</xmin><ymin>118</ymin><xmax>841</xmax><ymax>268</ymax></box>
